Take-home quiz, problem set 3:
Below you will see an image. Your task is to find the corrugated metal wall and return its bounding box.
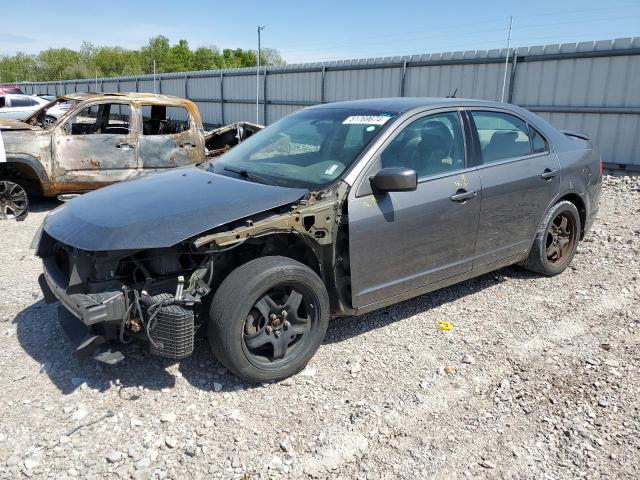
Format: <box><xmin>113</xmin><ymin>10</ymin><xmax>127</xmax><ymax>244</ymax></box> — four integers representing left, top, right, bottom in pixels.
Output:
<box><xmin>16</xmin><ymin>37</ymin><xmax>640</xmax><ymax>168</ymax></box>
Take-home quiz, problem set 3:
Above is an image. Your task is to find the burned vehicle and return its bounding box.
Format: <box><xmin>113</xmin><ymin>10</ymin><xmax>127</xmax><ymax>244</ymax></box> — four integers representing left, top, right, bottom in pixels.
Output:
<box><xmin>1</xmin><ymin>92</ymin><xmax>208</xmax><ymax>220</ymax></box>
<box><xmin>35</xmin><ymin>98</ymin><xmax>602</xmax><ymax>383</ymax></box>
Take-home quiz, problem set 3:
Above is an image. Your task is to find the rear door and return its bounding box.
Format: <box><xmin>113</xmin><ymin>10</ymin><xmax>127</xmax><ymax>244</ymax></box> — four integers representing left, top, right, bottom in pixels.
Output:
<box><xmin>137</xmin><ymin>104</ymin><xmax>203</xmax><ymax>171</ymax></box>
<box><xmin>348</xmin><ymin>110</ymin><xmax>481</xmax><ymax>308</ymax></box>
<box><xmin>467</xmin><ymin>109</ymin><xmax>560</xmax><ymax>268</ymax></box>
<box><xmin>52</xmin><ymin>101</ymin><xmax>138</xmax><ymax>191</ymax></box>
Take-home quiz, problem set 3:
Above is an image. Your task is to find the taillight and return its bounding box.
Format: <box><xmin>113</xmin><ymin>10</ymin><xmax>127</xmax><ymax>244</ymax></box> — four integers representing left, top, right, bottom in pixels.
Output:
<box><xmin>598</xmin><ymin>157</ymin><xmax>603</xmax><ymax>177</ymax></box>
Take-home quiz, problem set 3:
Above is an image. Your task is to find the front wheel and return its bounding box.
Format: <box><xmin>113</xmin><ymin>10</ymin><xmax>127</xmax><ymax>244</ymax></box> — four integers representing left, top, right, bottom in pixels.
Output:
<box><xmin>521</xmin><ymin>200</ymin><xmax>580</xmax><ymax>276</ymax></box>
<box><xmin>0</xmin><ymin>180</ymin><xmax>29</xmax><ymax>221</ymax></box>
<box><xmin>208</xmin><ymin>256</ymin><xmax>330</xmax><ymax>383</ymax></box>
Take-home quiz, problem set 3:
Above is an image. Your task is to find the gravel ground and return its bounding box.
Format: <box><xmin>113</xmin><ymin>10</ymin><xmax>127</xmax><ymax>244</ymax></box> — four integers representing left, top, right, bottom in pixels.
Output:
<box><xmin>0</xmin><ymin>175</ymin><xmax>639</xmax><ymax>480</ymax></box>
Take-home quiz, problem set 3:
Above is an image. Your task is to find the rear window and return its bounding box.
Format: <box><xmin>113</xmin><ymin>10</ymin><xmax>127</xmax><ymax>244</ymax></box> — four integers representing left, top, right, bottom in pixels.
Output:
<box><xmin>141</xmin><ymin>105</ymin><xmax>191</xmax><ymax>135</ymax></box>
<box><xmin>471</xmin><ymin>111</ymin><xmax>532</xmax><ymax>163</ymax></box>
<box><xmin>0</xmin><ymin>87</ymin><xmax>23</xmax><ymax>94</ymax></box>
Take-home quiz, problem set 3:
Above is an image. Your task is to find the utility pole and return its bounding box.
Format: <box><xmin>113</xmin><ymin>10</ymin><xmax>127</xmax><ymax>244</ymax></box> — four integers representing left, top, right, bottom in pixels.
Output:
<box><xmin>257</xmin><ymin>25</ymin><xmax>265</xmax><ymax>124</ymax></box>
<box><xmin>500</xmin><ymin>16</ymin><xmax>513</xmax><ymax>103</ymax></box>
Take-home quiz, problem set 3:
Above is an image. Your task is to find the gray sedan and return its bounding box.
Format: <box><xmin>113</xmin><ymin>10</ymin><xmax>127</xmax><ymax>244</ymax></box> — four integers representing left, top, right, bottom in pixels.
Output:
<box><xmin>36</xmin><ymin>97</ymin><xmax>601</xmax><ymax>382</ymax></box>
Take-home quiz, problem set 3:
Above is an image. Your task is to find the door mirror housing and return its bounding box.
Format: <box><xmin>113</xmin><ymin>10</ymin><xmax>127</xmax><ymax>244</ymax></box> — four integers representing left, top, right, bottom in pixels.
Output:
<box><xmin>369</xmin><ymin>167</ymin><xmax>417</xmax><ymax>193</ymax></box>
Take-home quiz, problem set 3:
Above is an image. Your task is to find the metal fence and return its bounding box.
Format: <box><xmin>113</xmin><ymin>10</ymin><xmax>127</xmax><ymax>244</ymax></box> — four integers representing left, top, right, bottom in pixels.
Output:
<box><xmin>17</xmin><ymin>36</ymin><xmax>640</xmax><ymax>170</ymax></box>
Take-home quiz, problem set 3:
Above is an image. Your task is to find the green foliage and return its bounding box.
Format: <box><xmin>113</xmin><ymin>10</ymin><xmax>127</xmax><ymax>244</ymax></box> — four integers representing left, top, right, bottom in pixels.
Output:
<box><xmin>0</xmin><ymin>37</ymin><xmax>286</xmax><ymax>83</ymax></box>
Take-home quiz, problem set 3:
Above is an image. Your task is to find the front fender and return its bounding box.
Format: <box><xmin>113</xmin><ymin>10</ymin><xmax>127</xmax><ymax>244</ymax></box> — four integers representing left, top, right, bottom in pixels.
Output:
<box><xmin>2</xmin><ymin>153</ymin><xmax>50</xmax><ymax>184</ymax></box>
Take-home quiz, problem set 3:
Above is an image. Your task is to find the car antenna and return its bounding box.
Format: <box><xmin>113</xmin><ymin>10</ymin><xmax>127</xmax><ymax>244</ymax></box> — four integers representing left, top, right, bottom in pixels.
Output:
<box><xmin>446</xmin><ymin>88</ymin><xmax>458</xmax><ymax>98</ymax></box>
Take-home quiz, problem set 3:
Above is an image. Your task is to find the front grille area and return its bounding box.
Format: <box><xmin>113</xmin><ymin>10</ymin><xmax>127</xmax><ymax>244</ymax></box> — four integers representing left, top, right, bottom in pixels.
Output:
<box><xmin>146</xmin><ymin>293</ymin><xmax>195</xmax><ymax>359</ymax></box>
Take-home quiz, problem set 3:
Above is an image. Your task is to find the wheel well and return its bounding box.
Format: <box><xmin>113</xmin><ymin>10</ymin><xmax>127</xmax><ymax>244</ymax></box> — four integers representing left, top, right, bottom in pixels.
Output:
<box><xmin>0</xmin><ymin>162</ymin><xmax>43</xmax><ymax>195</ymax></box>
<box><xmin>557</xmin><ymin>193</ymin><xmax>586</xmax><ymax>240</ymax></box>
<box><xmin>210</xmin><ymin>233</ymin><xmax>322</xmax><ymax>290</ymax></box>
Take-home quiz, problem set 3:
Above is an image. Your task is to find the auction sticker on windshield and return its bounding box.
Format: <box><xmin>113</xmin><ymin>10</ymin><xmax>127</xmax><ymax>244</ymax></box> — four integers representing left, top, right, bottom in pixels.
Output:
<box><xmin>343</xmin><ymin>115</ymin><xmax>391</xmax><ymax>125</ymax></box>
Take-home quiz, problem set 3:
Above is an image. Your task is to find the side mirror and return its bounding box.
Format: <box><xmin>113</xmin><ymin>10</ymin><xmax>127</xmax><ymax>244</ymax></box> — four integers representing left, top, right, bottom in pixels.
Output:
<box><xmin>369</xmin><ymin>167</ymin><xmax>417</xmax><ymax>193</ymax></box>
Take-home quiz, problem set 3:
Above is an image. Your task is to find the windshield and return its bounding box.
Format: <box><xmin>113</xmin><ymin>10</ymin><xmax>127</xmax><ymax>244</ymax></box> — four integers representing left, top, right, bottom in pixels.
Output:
<box><xmin>208</xmin><ymin>108</ymin><xmax>395</xmax><ymax>189</ymax></box>
<box><xmin>26</xmin><ymin>97</ymin><xmax>78</xmax><ymax>128</ymax></box>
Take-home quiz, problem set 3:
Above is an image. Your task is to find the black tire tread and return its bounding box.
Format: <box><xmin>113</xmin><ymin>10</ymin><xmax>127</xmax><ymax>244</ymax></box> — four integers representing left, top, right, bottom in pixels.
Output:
<box><xmin>208</xmin><ymin>256</ymin><xmax>329</xmax><ymax>383</ymax></box>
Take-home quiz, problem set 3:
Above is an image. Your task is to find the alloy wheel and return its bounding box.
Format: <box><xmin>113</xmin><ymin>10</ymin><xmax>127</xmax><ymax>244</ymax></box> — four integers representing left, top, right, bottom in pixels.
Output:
<box><xmin>545</xmin><ymin>211</ymin><xmax>576</xmax><ymax>267</ymax></box>
<box><xmin>0</xmin><ymin>181</ymin><xmax>28</xmax><ymax>220</ymax></box>
<box><xmin>242</xmin><ymin>284</ymin><xmax>318</xmax><ymax>367</ymax></box>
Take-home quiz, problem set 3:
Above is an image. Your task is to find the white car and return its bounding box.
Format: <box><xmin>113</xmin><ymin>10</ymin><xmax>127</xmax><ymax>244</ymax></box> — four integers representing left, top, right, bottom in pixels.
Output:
<box><xmin>0</xmin><ymin>94</ymin><xmax>47</xmax><ymax>121</ymax></box>
<box><xmin>0</xmin><ymin>94</ymin><xmax>71</xmax><ymax>124</ymax></box>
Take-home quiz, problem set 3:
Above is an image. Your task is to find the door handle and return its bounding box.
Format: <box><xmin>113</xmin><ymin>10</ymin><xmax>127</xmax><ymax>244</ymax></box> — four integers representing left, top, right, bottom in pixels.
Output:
<box><xmin>116</xmin><ymin>143</ymin><xmax>134</xmax><ymax>150</ymax></box>
<box><xmin>450</xmin><ymin>189</ymin><xmax>477</xmax><ymax>202</ymax></box>
<box><xmin>541</xmin><ymin>169</ymin><xmax>558</xmax><ymax>179</ymax></box>
<box><xmin>179</xmin><ymin>143</ymin><xmax>196</xmax><ymax>148</ymax></box>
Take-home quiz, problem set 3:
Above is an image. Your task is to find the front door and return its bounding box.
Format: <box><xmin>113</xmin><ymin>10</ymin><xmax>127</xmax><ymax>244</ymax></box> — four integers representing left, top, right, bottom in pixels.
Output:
<box><xmin>137</xmin><ymin>104</ymin><xmax>201</xmax><ymax>171</ymax></box>
<box><xmin>467</xmin><ymin>110</ymin><xmax>561</xmax><ymax>268</ymax></box>
<box><xmin>52</xmin><ymin>102</ymin><xmax>137</xmax><ymax>191</ymax></box>
<box><xmin>348</xmin><ymin>111</ymin><xmax>481</xmax><ymax>308</ymax></box>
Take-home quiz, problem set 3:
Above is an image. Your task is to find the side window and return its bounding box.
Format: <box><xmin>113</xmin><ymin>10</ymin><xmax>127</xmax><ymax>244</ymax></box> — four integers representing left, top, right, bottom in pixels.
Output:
<box><xmin>141</xmin><ymin>105</ymin><xmax>191</xmax><ymax>135</ymax></box>
<box><xmin>0</xmin><ymin>97</ymin><xmax>5</xmax><ymax>108</ymax></box>
<box><xmin>529</xmin><ymin>125</ymin><xmax>549</xmax><ymax>154</ymax></box>
<box><xmin>470</xmin><ymin>111</ymin><xmax>532</xmax><ymax>163</ymax></box>
<box><xmin>66</xmin><ymin>103</ymin><xmax>130</xmax><ymax>135</ymax></box>
<box><xmin>11</xmin><ymin>97</ymin><xmax>37</xmax><ymax>107</ymax></box>
<box><xmin>380</xmin><ymin>112</ymin><xmax>466</xmax><ymax>179</ymax></box>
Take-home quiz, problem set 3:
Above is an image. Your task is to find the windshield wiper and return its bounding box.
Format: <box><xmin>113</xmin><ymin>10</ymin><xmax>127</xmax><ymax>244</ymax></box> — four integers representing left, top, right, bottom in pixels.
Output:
<box><xmin>223</xmin><ymin>166</ymin><xmax>274</xmax><ymax>186</ymax></box>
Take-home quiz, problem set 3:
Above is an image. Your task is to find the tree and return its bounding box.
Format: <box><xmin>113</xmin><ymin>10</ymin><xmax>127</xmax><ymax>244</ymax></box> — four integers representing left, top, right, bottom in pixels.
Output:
<box><xmin>192</xmin><ymin>46</ymin><xmax>220</xmax><ymax>71</ymax></box>
<box><xmin>260</xmin><ymin>48</ymin><xmax>286</xmax><ymax>67</ymax></box>
<box><xmin>0</xmin><ymin>37</ymin><xmax>286</xmax><ymax>82</ymax></box>
<box><xmin>140</xmin><ymin>35</ymin><xmax>171</xmax><ymax>73</ymax></box>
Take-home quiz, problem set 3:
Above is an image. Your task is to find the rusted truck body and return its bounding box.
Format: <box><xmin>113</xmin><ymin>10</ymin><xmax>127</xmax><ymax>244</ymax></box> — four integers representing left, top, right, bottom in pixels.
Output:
<box><xmin>0</xmin><ymin>92</ymin><xmax>262</xmax><ymax>219</ymax></box>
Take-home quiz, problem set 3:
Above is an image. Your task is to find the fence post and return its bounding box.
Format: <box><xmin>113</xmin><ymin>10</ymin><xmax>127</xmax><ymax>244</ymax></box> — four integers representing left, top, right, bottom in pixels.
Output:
<box><xmin>507</xmin><ymin>52</ymin><xmax>518</xmax><ymax>103</ymax></box>
<box><xmin>400</xmin><ymin>60</ymin><xmax>407</xmax><ymax>97</ymax></box>
<box><xmin>320</xmin><ymin>66</ymin><xmax>326</xmax><ymax>103</ymax></box>
<box><xmin>159</xmin><ymin>76</ymin><xmax>162</xmax><ymax>94</ymax></box>
<box><xmin>135</xmin><ymin>77</ymin><xmax>139</xmax><ymax>92</ymax></box>
<box><xmin>263</xmin><ymin>69</ymin><xmax>268</xmax><ymax>125</ymax></box>
<box><xmin>184</xmin><ymin>74</ymin><xmax>189</xmax><ymax>99</ymax></box>
<box><xmin>220</xmin><ymin>71</ymin><xmax>225</xmax><ymax>125</ymax></box>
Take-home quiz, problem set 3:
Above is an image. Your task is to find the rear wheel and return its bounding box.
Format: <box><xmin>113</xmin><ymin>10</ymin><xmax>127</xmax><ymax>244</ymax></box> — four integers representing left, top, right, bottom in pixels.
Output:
<box><xmin>521</xmin><ymin>200</ymin><xmax>580</xmax><ymax>276</ymax></box>
<box><xmin>0</xmin><ymin>180</ymin><xmax>29</xmax><ymax>221</ymax></box>
<box><xmin>208</xmin><ymin>256</ymin><xmax>329</xmax><ymax>383</ymax></box>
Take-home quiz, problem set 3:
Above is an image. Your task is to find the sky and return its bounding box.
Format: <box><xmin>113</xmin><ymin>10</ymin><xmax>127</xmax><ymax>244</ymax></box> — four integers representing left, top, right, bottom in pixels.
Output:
<box><xmin>2</xmin><ymin>0</ymin><xmax>639</xmax><ymax>63</ymax></box>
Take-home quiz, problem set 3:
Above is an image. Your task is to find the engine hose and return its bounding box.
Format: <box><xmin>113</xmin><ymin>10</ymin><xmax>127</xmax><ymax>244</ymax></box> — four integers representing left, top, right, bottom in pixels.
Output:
<box><xmin>119</xmin><ymin>302</ymin><xmax>135</xmax><ymax>344</ymax></box>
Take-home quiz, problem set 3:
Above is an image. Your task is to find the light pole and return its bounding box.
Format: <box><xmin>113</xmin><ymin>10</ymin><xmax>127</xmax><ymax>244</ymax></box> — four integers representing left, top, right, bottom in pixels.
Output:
<box><xmin>257</xmin><ymin>25</ymin><xmax>265</xmax><ymax>124</ymax></box>
<box><xmin>500</xmin><ymin>16</ymin><xmax>513</xmax><ymax>103</ymax></box>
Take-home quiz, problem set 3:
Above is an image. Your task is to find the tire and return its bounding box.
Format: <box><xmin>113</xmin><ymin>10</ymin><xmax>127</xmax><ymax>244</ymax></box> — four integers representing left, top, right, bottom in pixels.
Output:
<box><xmin>0</xmin><ymin>179</ymin><xmax>29</xmax><ymax>221</ymax></box>
<box><xmin>208</xmin><ymin>256</ymin><xmax>330</xmax><ymax>383</ymax></box>
<box><xmin>521</xmin><ymin>200</ymin><xmax>580</xmax><ymax>276</ymax></box>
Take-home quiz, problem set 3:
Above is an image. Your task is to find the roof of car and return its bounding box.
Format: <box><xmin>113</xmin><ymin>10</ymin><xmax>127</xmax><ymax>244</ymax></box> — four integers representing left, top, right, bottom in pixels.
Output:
<box><xmin>58</xmin><ymin>92</ymin><xmax>201</xmax><ymax>120</ymax></box>
<box><xmin>307</xmin><ymin>97</ymin><xmax>507</xmax><ymax>114</ymax></box>
<box><xmin>0</xmin><ymin>93</ymin><xmax>47</xmax><ymax>101</ymax></box>
<box><xmin>61</xmin><ymin>92</ymin><xmax>192</xmax><ymax>105</ymax></box>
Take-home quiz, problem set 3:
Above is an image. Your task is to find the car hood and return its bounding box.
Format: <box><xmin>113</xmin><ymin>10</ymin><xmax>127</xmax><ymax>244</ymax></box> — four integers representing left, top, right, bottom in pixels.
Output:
<box><xmin>0</xmin><ymin>119</ymin><xmax>41</xmax><ymax>131</ymax></box>
<box><xmin>43</xmin><ymin>167</ymin><xmax>308</xmax><ymax>251</ymax></box>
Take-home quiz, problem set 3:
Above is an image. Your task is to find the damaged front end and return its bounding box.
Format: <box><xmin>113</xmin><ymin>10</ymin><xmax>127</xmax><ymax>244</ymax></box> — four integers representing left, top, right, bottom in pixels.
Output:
<box><xmin>34</xmin><ymin>177</ymin><xmax>352</xmax><ymax>365</ymax></box>
<box><xmin>36</xmin><ymin>230</ymin><xmax>213</xmax><ymax>364</ymax></box>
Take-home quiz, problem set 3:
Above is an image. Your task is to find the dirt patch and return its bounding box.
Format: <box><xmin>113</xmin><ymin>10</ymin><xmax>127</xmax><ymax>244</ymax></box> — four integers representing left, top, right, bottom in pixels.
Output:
<box><xmin>0</xmin><ymin>175</ymin><xmax>638</xmax><ymax>479</ymax></box>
